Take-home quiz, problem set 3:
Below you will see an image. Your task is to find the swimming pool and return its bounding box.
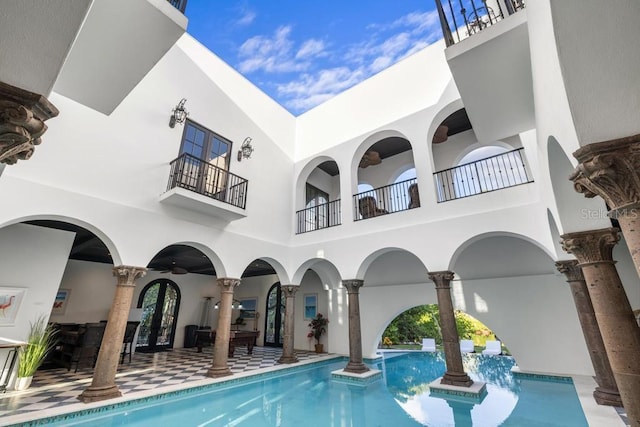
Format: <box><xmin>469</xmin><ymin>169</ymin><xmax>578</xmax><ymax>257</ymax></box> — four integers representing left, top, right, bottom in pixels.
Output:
<box><xmin>40</xmin><ymin>352</ymin><xmax>588</xmax><ymax>426</ymax></box>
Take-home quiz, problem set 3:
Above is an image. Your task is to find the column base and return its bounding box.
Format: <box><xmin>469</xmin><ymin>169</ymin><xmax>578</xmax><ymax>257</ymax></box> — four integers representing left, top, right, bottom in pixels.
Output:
<box><xmin>206</xmin><ymin>366</ymin><xmax>233</xmax><ymax>378</ymax></box>
<box><xmin>344</xmin><ymin>361</ymin><xmax>369</xmax><ymax>374</ymax></box>
<box><xmin>277</xmin><ymin>355</ymin><xmax>299</xmax><ymax>364</ymax></box>
<box><xmin>78</xmin><ymin>384</ymin><xmax>122</xmax><ymax>403</ymax></box>
<box><xmin>594</xmin><ymin>387</ymin><xmax>623</xmax><ymax>407</ymax></box>
<box><xmin>441</xmin><ymin>371</ymin><xmax>474</xmax><ymax>387</ymax></box>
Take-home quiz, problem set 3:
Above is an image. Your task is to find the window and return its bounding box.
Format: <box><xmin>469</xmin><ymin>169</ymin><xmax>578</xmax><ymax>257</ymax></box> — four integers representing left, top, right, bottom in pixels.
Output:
<box><xmin>180</xmin><ymin>120</ymin><xmax>231</xmax><ymax>171</ymax></box>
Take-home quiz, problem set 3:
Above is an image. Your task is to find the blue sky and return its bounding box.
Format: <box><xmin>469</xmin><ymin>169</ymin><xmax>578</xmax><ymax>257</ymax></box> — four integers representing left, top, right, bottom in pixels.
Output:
<box><xmin>184</xmin><ymin>1</ymin><xmax>441</xmax><ymax>115</ymax></box>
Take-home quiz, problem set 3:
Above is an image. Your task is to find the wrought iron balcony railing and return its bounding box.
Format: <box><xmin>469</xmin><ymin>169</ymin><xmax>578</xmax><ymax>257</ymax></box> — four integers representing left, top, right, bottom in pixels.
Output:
<box><xmin>167</xmin><ymin>0</ymin><xmax>187</xmax><ymax>13</ymax></box>
<box><xmin>166</xmin><ymin>153</ymin><xmax>248</xmax><ymax>209</ymax></box>
<box><xmin>434</xmin><ymin>147</ymin><xmax>532</xmax><ymax>202</ymax></box>
<box><xmin>353</xmin><ymin>178</ymin><xmax>420</xmax><ymax>221</ymax></box>
<box><xmin>435</xmin><ymin>0</ymin><xmax>525</xmax><ymax>46</ymax></box>
<box><xmin>296</xmin><ymin>199</ymin><xmax>341</xmax><ymax>234</ymax></box>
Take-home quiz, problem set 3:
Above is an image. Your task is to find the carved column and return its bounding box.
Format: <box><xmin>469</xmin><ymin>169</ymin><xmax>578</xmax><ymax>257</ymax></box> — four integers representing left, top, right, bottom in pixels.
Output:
<box><xmin>0</xmin><ymin>81</ymin><xmax>58</xmax><ymax>165</ymax></box>
<box><xmin>555</xmin><ymin>260</ymin><xmax>622</xmax><ymax>406</ymax></box>
<box><xmin>278</xmin><ymin>285</ymin><xmax>299</xmax><ymax>364</ymax></box>
<box><xmin>429</xmin><ymin>271</ymin><xmax>473</xmax><ymax>387</ymax></box>
<box><xmin>571</xmin><ymin>135</ymin><xmax>640</xmax><ymax>279</ymax></box>
<box><xmin>79</xmin><ymin>266</ymin><xmax>146</xmax><ymax>403</ymax></box>
<box><xmin>561</xmin><ymin>229</ymin><xmax>640</xmax><ymax>425</ymax></box>
<box><xmin>343</xmin><ymin>280</ymin><xmax>369</xmax><ymax>374</ymax></box>
<box><xmin>206</xmin><ymin>278</ymin><xmax>241</xmax><ymax>378</ymax></box>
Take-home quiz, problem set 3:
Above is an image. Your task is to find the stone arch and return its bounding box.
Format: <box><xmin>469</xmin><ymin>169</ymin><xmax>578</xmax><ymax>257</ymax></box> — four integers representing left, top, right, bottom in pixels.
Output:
<box><xmin>254</xmin><ymin>256</ymin><xmax>290</xmax><ymax>284</ymax></box>
<box><xmin>144</xmin><ymin>241</ymin><xmax>226</xmax><ymax>278</ymax></box>
<box><xmin>295</xmin><ymin>155</ymin><xmax>341</xmax><ymax>211</ymax></box>
<box><xmin>427</xmin><ymin>99</ymin><xmax>465</xmax><ymax>169</ymax></box>
<box><xmin>0</xmin><ymin>214</ymin><xmax>123</xmax><ymax>265</ymax></box>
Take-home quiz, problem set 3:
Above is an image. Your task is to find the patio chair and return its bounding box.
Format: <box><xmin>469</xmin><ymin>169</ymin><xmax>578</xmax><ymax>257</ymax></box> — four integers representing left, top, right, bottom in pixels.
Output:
<box><xmin>482</xmin><ymin>340</ymin><xmax>502</xmax><ymax>355</ymax></box>
<box><xmin>421</xmin><ymin>338</ymin><xmax>436</xmax><ymax>352</ymax></box>
<box><xmin>460</xmin><ymin>339</ymin><xmax>475</xmax><ymax>353</ymax></box>
<box><xmin>120</xmin><ymin>321</ymin><xmax>140</xmax><ymax>364</ymax></box>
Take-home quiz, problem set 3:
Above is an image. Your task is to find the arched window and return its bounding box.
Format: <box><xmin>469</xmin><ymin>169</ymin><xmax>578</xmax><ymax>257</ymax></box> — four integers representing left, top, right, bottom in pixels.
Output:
<box><xmin>136</xmin><ymin>279</ymin><xmax>181</xmax><ymax>352</ymax></box>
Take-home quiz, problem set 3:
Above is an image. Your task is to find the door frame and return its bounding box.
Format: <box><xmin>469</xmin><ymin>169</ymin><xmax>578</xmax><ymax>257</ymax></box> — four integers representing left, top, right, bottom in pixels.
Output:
<box><xmin>136</xmin><ymin>279</ymin><xmax>181</xmax><ymax>352</ymax></box>
<box><xmin>263</xmin><ymin>282</ymin><xmax>284</xmax><ymax>347</ymax></box>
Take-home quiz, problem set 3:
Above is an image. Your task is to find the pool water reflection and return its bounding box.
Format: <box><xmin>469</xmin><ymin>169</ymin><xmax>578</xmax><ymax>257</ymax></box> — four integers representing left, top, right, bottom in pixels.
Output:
<box><xmin>49</xmin><ymin>353</ymin><xmax>589</xmax><ymax>427</ymax></box>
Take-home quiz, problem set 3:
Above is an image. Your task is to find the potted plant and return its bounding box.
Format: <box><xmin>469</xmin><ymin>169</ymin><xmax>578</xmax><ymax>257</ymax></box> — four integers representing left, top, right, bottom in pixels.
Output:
<box><xmin>307</xmin><ymin>313</ymin><xmax>329</xmax><ymax>353</ymax></box>
<box><xmin>16</xmin><ymin>316</ymin><xmax>57</xmax><ymax>390</ymax></box>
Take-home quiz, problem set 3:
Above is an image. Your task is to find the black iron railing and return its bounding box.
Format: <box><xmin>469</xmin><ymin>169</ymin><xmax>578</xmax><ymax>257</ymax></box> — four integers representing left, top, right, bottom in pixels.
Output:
<box><xmin>167</xmin><ymin>153</ymin><xmax>248</xmax><ymax>209</ymax></box>
<box><xmin>167</xmin><ymin>0</ymin><xmax>187</xmax><ymax>13</ymax></box>
<box><xmin>434</xmin><ymin>147</ymin><xmax>532</xmax><ymax>202</ymax></box>
<box><xmin>296</xmin><ymin>200</ymin><xmax>341</xmax><ymax>234</ymax></box>
<box><xmin>434</xmin><ymin>0</ymin><xmax>525</xmax><ymax>46</ymax></box>
<box><xmin>353</xmin><ymin>178</ymin><xmax>420</xmax><ymax>221</ymax></box>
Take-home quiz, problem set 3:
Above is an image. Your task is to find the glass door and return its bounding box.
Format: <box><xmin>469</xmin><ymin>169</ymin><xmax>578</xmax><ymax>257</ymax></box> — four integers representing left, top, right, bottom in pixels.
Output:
<box><xmin>264</xmin><ymin>282</ymin><xmax>285</xmax><ymax>347</ymax></box>
<box><xmin>136</xmin><ymin>279</ymin><xmax>181</xmax><ymax>352</ymax></box>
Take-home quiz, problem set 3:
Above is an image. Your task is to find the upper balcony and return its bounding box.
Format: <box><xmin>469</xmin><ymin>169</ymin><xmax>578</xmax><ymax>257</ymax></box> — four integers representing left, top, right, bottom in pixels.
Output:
<box><xmin>159</xmin><ymin>153</ymin><xmax>248</xmax><ymax>221</ymax></box>
<box><xmin>52</xmin><ymin>0</ymin><xmax>188</xmax><ymax>115</ymax></box>
<box><xmin>434</xmin><ymin>0</ymin><xmax>534</xmax><ymax>143</ymax></box>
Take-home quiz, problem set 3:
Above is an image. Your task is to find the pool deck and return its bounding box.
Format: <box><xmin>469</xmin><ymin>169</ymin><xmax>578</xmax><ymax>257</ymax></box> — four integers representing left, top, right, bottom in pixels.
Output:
<box><xmin>0</xmin><ymin>346</ymin><xmax>337</xmax><ymax>426</ymax></box>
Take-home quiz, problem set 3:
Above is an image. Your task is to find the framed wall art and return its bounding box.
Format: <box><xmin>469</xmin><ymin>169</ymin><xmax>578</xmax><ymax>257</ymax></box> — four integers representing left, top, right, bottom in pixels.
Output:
<box><xmin>52</xmin><ymin>289</ymin><xmax>71</xmax><ymax>316</ymax></box>
<box><xmin>304</xmin><ymin>294</ymin><xmax>317</xmax><ymax>319</ymax></box>
<box><xmin>0</xmin><ymin>287</ymin><xmax>26</xmax><ymax>326</ymax></box>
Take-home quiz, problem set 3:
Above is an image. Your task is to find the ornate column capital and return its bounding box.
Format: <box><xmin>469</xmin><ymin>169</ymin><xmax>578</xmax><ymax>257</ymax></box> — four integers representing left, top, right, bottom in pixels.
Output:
<box><xmin>561</xmin><ymin>228</ymin><xmax>620</xmax><ymax>265</ymax></box>
<box><xmin>112</xmin><ymin>266</ymin><xmax>147</xmax><ymax>287</ymax></box>
<box><xmin>428</xmin><ymin>271</ymin><xmax>455</xmax><ymax>289</ymax></box>
<box><xmin>0</xmin><ymin>81</ymin><xmax>58</xmax><ymax>165</ymax></box>
<box><xmin>342</xmin><ymin>279</ymin><xmax>364</xmax><ymax>294</ymax></box>
<box><xmin>281</xmin><ymin>284</ymin><xmax>299</xmax><ymax>297</ymax></box>
<box><xmin>555</xmin><ymin>260</ymin><xmax>584</xmax><ymax>282</ymax></box>
<box><xmin>217</xmin><ymin>278</ymin><xmax>241</xmax><ymax>293</ymax></box>
<box><xmin>571</xmin><ymin>134</ymin><xmax>640</xmax><ymax>213</ymax></box>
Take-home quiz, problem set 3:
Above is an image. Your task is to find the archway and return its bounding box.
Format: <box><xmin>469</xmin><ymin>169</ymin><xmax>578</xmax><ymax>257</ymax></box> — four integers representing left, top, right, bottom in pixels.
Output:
<box><xmin>263</xmin><ymin>282</ymin><xmax>284</xmax><ymax>347</ymax></box>
<box><xmin>136</xmin><ymin>279</ymin><xmax>181</xmax><ymax>352</ymax></box>
<box><xmin>296</xmin><ymin>158</ymin><xmax>341</xmax><ymax>234</ymax></box>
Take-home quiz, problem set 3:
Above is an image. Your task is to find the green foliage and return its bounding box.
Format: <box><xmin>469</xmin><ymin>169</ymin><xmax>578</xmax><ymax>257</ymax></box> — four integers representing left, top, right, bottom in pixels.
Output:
<box><xmin>18</xmin><ymin>316</ymin><xmax>57</xmax><ymax>378</ymax></box>
<box><xmin>307</xmin><ymin>313</ymin><xmax>329</xmax><ymax>343</ymax></box>
<box><xmin>382</xmin><ymin>305</ymin><xmax>496</xmax><ymax>347</ymax></box>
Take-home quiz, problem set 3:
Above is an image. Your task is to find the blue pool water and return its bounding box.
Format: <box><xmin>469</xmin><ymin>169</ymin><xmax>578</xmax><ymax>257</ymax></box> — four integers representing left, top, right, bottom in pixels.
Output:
<box><xmin>47</xmin><ymin>353</ymin><xmax>588</xmax><ymax>427</ymax></box>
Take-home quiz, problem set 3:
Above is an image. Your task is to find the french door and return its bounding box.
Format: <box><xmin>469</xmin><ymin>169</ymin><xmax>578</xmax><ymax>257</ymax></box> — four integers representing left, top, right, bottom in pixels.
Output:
<box><xmin>264</xmin><ymin>282</ymin><xmax>285</xmax><ymax>347</ymax></box>
<box><xmin>136</xmin><ymin>279</ymin><xmax>181</xmax><ymax>352</ymax></box>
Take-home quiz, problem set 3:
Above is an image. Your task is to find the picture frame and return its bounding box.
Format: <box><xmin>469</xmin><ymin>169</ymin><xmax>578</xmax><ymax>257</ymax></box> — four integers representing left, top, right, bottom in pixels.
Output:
<box><xmin>0</xmin><ymin>287</ymin><xmax>26</xmax><ymax>326</ymax></box>
<box><xmin>52</xmin><ymin>289</ymin><xmax>71</xmax><ymax>315</ymax></box>
<box><xmin>239</xmin><ymin>297</ymin><xmax>257</xmax><ymax>319</ymax></box>
<box><xmin>304</xmin><ymin>294</ymin><xmax>317</xmax><ymax>319</ymax></box>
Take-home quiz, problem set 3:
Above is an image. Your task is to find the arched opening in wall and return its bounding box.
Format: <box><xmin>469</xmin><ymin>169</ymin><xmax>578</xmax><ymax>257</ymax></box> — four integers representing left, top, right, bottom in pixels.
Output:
<box><xmin>297</xmin><ymin>159</ymin><xmax>341</xmax><ymax>234</ymax></box>
<box><xmin>0</xmin><ymin>219</ymin><xmax>117</xmax><ymax>372</ymax></box>
<box><xmin>354</xmin><ymin>136</ymin><xmax>416</xmax><ymax>220</ymax></box>
<box><xmin>143</xmin><ymin>244</ymin><xmax>215</xmax><ymax>352</ymax></box>
<box><xmin>431</xmin><ymin>108</ymin><xmax>532</xmax><ymax>202</ymax></box>
<box><xmin>380</xmin><ymin>304</ymin><xmax>503</xmax><ymax>353</ymax></box>
<box><xmin>238</xmin><ymin>259</ymin><xmax>279</xmax><ymax>348</ymax></box>
<box><xmin>136</xmin><ymin>279</ymin><xmax>181</xmax><ymax>353</ymax></box>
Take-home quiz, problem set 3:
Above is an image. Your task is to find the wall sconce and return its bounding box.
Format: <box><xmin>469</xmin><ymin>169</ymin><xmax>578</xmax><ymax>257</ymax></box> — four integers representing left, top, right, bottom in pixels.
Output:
<box><xmin>237</xmin><ymin>137</ymin><xmax>254</xmax><ymax>161</ymax></box>
<box><xmin>169</xmin><ymin>98</ymin><xmax>188</xmax><ymax>128</ymax></box>
<box><xmin>214</xmin><ymin>299</ymin><xmax>243</xmax><ymax>309</ymax></box>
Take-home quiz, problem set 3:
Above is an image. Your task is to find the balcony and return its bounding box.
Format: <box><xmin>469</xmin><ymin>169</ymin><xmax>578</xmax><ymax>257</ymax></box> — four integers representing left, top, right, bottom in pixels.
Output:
<box><xmin>434</xmin><ymin>147</ymin><xmax>532</xmax><ymax>202</ymax></box>
<box><xmin>296</xmin><ymin>200</ymin><xmax>341</xmax><ymax>234</ymax></box>
<box><xmin>353</xmin><ymin>178</ymin><xmax>419</xmax><ymax>221</ymax></box>
<box><xmin>167</xmin><ymin>0</ymin><xmax>188</xmax><ymax>13</ymax></box>
<box><xmin>159</xmin><ymin>153</ymin><xmax>248</xmax><ymax>221</ymax></box>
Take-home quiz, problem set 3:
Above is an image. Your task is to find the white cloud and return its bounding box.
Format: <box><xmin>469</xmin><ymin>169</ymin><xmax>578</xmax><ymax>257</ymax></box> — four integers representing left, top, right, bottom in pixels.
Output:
<box><xmin>235</xmin><ymin>9</ymin><xmax>256</xmax><ymax>27</ymax></box>
<box><xmin>296</xmin><ymin>39</ymin><xmax>326</xmax><ymax>59</ymax></box>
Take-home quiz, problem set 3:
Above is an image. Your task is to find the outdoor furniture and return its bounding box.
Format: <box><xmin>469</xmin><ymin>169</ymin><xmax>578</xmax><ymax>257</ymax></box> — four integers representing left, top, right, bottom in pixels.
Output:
<box><xmin>460</xmin><ymin>339</ymin><xmax>475</xmax><ymax>353</ymax></box>
<box><xmin>421</xmin><ymin>338</ymin><xmax>436</xmax><ymax>352</ymax></box>
<box><xmin>482</xmin><ymin>340</ymin><xmax>502</xmax><ymax>355</ymax></box>
<box><xmin>56</xmin><ymin>323</ymin><xmax>106</xmax><ymax>372</ymax></box>
<box><xmin>0</xmin><ymin>338</ymin><xmax>27</xmax><ymax>393</ymax></box>
<box><xmin>120</xmin><ymin>321</ymin><xmax>140</xmax><ymax>364</ymax></box>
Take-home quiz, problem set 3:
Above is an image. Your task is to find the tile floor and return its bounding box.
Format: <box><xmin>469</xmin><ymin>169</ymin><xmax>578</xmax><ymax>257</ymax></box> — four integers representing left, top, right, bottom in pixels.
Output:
<box><xmin>0</xmin><ymin>346</ymin><xmax>325</xmax><ymax>424</ymax></box>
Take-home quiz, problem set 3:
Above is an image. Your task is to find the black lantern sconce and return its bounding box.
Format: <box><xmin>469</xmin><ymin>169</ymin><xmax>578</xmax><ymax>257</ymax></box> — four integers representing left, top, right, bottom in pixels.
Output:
<box><xmin>169</xmin><ymin>98</ymin><xmax>188</xmax><ymax>128</ymax></box>
<box><xmin>237</xmin><ymin>137</ymin><xmax>254</xmax><ymax>161</ymax></box>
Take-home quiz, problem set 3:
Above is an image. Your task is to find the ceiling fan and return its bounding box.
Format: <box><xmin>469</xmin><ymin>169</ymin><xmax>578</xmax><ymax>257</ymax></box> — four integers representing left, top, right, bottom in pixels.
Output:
<box><xmin>359</xmin><ymin>150</ymin><xmax>382</xmax><ymax>168</ymax></box>
<box><xmin>151</xmin><ymin>261</ymin><xmax>189</xmax><ymax>275</ymax></box>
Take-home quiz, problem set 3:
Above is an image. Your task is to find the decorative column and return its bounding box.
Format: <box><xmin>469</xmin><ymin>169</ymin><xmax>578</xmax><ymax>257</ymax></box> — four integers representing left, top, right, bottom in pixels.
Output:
<box><xmin>79</xmin><ymin>266</ymin><xmax>146</xmax><ymax>403</ymax></box>
<box><xmin>555</xmin><ymin>260</ymin><xmax>621</xmax><ymax>406</ymax></box>
<box><xmin>278</xmin><ymin>285</ymin><xmax>299</xmax><ymax>364</ymax></box>
<box><xmin>206</xmin><ymin>278</ymin><xmax>241</xmax><ymax>378</ymax></box>
<box><xmin>571</xmin><ymin>135</ymin><xmax>640</xmax><ymax>279</ymax></box>
<box><xmin>0</xmin><ymin>81</ymin><xmax>58</xmax><ymax>165</ymax></box>
<box><xmin>343</xmin><ymin>280</ymin><xmax>369</xmax><ymax>374</ymax></box>
<box><xmin>561</xmin><ymin>229</ymin><xmax>640</xmax><ymax>425</ymax></box>
<box><xmin>429</xmin><ymin>271</ymin><xmax>473</xmax><ymax>387</ymax></box>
